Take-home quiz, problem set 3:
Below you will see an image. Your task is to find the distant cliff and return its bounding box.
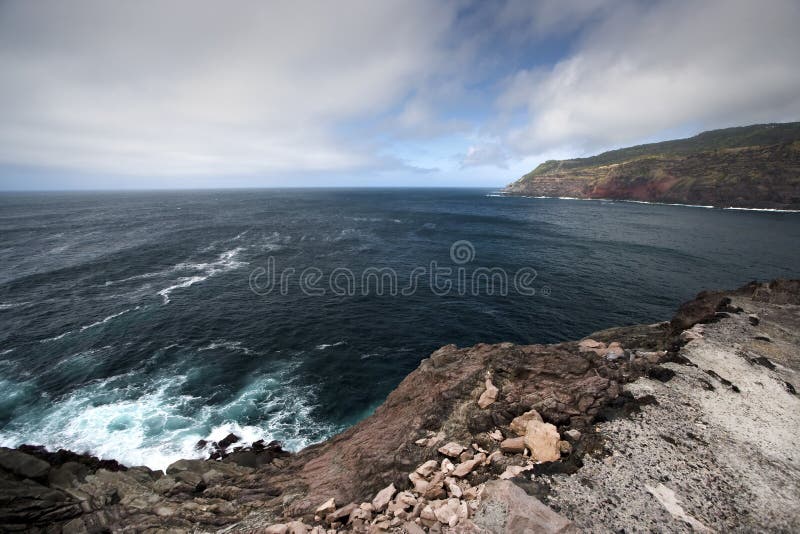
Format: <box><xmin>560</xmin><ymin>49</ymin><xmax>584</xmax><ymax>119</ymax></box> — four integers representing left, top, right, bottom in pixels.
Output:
<box><xmin>504</xmin><ymin>122</ymin><xmax>800</xmax><ymax>210</ymax></box>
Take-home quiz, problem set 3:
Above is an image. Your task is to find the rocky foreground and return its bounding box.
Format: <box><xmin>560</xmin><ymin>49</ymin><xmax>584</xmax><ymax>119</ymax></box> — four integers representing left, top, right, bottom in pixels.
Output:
<box><xmin>2</xmin><ymin>280</ymin><xmax>799</xmax><ymax>533</ymax></box>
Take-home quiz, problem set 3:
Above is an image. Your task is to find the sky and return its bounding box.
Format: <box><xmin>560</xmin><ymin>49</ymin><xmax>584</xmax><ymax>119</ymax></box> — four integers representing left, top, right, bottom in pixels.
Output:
<box><xmin>1</xmin><ymin>0</ymin><xmax>799</xmax><ymax>190</ymax></box>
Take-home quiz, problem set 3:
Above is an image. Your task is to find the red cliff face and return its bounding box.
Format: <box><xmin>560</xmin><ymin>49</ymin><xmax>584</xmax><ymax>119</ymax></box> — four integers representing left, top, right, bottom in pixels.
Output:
<box><xmin>505</xmin><ymin>142</ymin><xmax>800</xmax><ymax>210</ymax></box>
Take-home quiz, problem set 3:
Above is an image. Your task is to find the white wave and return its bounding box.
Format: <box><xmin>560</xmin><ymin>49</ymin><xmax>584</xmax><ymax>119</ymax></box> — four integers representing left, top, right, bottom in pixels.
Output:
<box><xmin>79</xmin><ymin>307</ymin><xmax>137</xmax><ymax>332</ymax></box>
<box><xmin>516</xmin><ymin>195</ymin><xmax>716</xmax><ymax>209</ymax></box>
<box><xmin>349</xmin><ymin>217</ymin><xmax>404</xmax><ymax>224</ymax></box>
<box><xmin>724</xmin><ymin>206</ymin><xmax>800</xmax><ymax>213</ymax></box>
<box><xmin>105</xmin><ymin>271</ymin><xmax>163</xmax><ymax>286</ymax></box>
<box><xmin>159</xmin><ymin>247</ymin><xmax>246</xmax><ymax>304</ymax></box>
<box><xmin>0</xmin><ymin>302</ymin><xmax>30</xmax><ymax>310</ymax></box>
<box><xmin>315</xmin><ymin>341</ymin><xmax>346</xmax><ymax>350</ymax></box>
<box><xmin>0</xmin><ymin>361</ymin><xmax>339</xmax><ymax>472</ymax></box>
<box><xmin>232</xmin><ymin>230</ymin><xmax>249</xmax><ymax>240</ymax></box>
<box><xmin>199</xmin><ymin>340</ymin><xmax>254</xmax><ymax>355</ymax></box>
<box><xmin>0</xmin><ymin>348</ymin><xmax>15</xmax><ymax>356</ymax></box>
<box><xmin>158</xmin><ymin>275</ymin><xmax>209</xmax><ymax>304</ymax></box>
<box><xmin>40</xmin><ymin>329</ymin><xmax>74</xmax><ymax>343</ymax></box>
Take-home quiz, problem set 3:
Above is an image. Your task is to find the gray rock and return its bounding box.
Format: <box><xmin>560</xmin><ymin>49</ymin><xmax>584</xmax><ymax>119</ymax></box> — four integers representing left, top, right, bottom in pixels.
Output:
<box><xmin>48</xmin><ymin>461</ymin><xmax>90</xmax><ymax>489</ymax></box>
<box><xmin>0</xmin><ymin>476</ymin><xmax>82</xmax><ymax>526</ymax></box>
<box><xmin>0</xmin><ymin>447</ymin><xmax>51</xmax><ymax>479</ymax></box>
<box><xmin>469</xmin><ymin>480</ymin><xmax>577</xmax><ymax>533</ymax></box>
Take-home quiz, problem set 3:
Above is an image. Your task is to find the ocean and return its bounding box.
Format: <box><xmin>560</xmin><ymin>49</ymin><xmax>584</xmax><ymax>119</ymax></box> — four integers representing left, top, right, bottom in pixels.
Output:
<box><xmin>1</xmin><ymin>188</ymin><xmax>799</xmax><ymax>471</ymax></box>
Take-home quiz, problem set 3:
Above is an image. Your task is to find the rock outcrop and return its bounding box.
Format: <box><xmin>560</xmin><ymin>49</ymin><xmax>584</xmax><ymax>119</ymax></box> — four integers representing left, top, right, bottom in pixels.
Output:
<box><xmin>2</xmin><ymin>279</ymin><xmax>799</xmax><ymax>532</ymax></box>
<box><xmin>503</xmin><ymin>122</ymin><xmax>800</xmax><ymax>210</ymax></box>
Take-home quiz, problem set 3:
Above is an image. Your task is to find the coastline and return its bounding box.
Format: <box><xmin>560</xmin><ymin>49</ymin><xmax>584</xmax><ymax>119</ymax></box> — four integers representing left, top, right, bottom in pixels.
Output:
<box><xmin>2</xmin><ymin>279</ymin><xmax>799</xmax><ymax>532</ymax></box>
<box><xmin>491</xmin><ymin>192</ymin><xmax>800</xmax><ymax>213</ymax></box>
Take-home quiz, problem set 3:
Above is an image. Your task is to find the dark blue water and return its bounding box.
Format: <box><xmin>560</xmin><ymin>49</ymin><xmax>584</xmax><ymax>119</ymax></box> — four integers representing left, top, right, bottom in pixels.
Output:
<box><xmin>1</xmin><ymin>189</ymin><xmax>799</xmax><ymax>469</ymax></box>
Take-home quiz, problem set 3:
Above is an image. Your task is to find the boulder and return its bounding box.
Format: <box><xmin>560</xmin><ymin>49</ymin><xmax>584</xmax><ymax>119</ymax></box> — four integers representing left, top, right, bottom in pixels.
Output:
<box><xmin>371</xmin><ymin>483</ymin><xmax>396</xmax><ymax>512</ymax></box>
<box><xmin>415</xmin><ymin>460</ymin><xmax>438</xmax><ymax>477</ymax></box>
<box><xmin>509</xmin><ymin>410</ymin><xmax>543</xmax><ymax>436</ymax></box>
<box><xmin>315</xmin><ymin>497</ymin><xmax>336</xmax><ymax>515</ymax></box>
<box><xmin>469</xmin><ymin>480</ymin><xmax>576</xmax><ymax>533</ymax></box>
<box><xmin>438</xmin><ymin>442</ymin><xmax>466</xmax><ymax>458</ymax></box>
<box><xmin>523</xmin><ymin>420</ymin><xmax>561</xmax><ymax>463</ymax></box>
<box><xmin>217</xmin><ymin>433</ymin><xmax>240</xmax><ymax>450</ymax></box>
<box><xmin>478</xmin><ymin>378</ymin><xmax>499</xmax><ymax>409</ymax></box>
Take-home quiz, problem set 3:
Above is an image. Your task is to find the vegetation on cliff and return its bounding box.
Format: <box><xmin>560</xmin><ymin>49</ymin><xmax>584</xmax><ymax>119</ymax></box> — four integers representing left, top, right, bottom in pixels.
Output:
<box><xmin>505</xmin><ymin>122</ymin><xmax>800</xmax><ymax>209</ymax></box>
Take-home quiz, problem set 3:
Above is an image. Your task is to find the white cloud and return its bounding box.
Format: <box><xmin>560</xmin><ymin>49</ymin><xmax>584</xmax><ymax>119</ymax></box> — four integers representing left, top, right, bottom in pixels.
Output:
<box><xmin>460</xmin><ymin>142</ymin><xmax>510</xmax><ymax>168</ymax></box>
<box><xmin>0</xmin><ymin>0</ymin><xmax>456</xmax><ymax>177</ymax></box>
<box><xmin>499</xmin><ymin>0</ymin><xmax>800</xmax><ymax>157</ymax></box>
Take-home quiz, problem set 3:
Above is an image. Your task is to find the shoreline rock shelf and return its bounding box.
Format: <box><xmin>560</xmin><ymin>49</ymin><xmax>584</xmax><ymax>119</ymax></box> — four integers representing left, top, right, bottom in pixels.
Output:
<box><xmin>2</xmin><ymin>279</ymin><xmax>799</xmax><ymax>532</ymax></box>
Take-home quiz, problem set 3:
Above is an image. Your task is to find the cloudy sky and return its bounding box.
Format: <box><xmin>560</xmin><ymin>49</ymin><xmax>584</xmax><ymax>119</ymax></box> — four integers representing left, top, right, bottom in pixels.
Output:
<box><xmin>1</xmin><ymin>0</ymin><xmax>799</xmax><ymax>190</ymax></box>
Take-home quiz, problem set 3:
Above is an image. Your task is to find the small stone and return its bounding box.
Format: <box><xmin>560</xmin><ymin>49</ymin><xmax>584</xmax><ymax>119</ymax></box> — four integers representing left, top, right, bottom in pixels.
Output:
<box><xmin>578</xmin><ymin>338</ymin><xmax>603</xmax><ymax>349</ymax></box>
<box><xmin>415</xmin><ymin>460</ymin><xmax>439</xmax><ymax>477</ymax></box>
<box><xmin>500</xmin><ymin>436</ymin><xmax>526</xmax><ymax>453</ymax></box>
<box><xmin>395</xmin><ymin>491</ymin><xmax>417</xmax><ymax>509</ymax></box>
<box><xmin>154</xmin><ymin>505</ymin><xmax>176</xmax><ymax>517</ymax></box>
<box><xmin>433</xmin><ymin>498</ymin><xmax>461</xmax><ymax>527</ymax></box>
<box><xmin>438</xmin><ymin>442</ymin><xmax>465</xmax><ymax>458</ymax></box>
<box><xmin>509</xmin><ymin>410</ymin><xmax>543</xmax><ymax>436</ymax></box>
<box><xmin>264</xmin><ymin>525</ymin><xmax>289</xmax><ymax>534</ymax></box>
<box><xmin>420</xmin><ymin>504</ymin><xmax>436</xmax><ymax>522</ymax></box>
<box><xmin>523</xmin><ymin>420</ymin><xmax>561</xmax><ymax>463</ymax></box>
<box><xmin>564</xmin><ymin>429</ymin><xmax>582</xmax><ymax>441</ymax></box>
<box><xmin>748</xmin><ymin>314</ymin><xmax>760</xmax><ymax>326</ymax></box>
<box><xmin>372</xmin><ymin>483</ymin><xmax>396</xmax><ymax>512</ymax></box>
<box><xmin>459</xmin><ymin>450</ymin><xmax>473</xmax><ymax>462</ymax></box>
<box><xmin>315</xmin><ymin>497</ymin><xmax>336</xmax><ymax>515</ymax></box>
<box><xmin>403</xmin><ymin>521</ymin><xmax>426</xmax><ymax>534</ymax></box>
<box><xmin>605</xmin><ymin>342</ymin><xmax>625</xmax><ymax>360</ymax></box>
<box><xmin>499</xmin><ymin>464</ymin><xmax>531</xmax><ymax>480</ymax></box>
<box><xmin>326</xmin><ymin>503</ymin><xmax>357</xmax><ymax>524</ymax></box>
<box><xmin>447</xmin><ymin>482</ymin><xmax>462</xmax><ymax>498</ymax></box>
<box><xmin>409</xmin><ymin>472</ymin><xmax>430</xmax><ymax>494</ymax></box>
<box><xmin>488</xmin><ymin>429</ymin><xmax>503</xmax><ymax>441</ymax></box>
<box><xmin>558</xmin><ymin>441</ymin><xmax>572</xmax><ymax>455</ymax></box>
<box><xmin>440</xmin><ymin>458</ymin><xmax>455</xmax><ymax>474</ymax></box>
<box><xmin>578</xmin><ymin>339</ymin><xmax>607</xmax><ymax>356</ymax></box>
<box><xmin>487</xmin><ymin>450</ymin><xmax>503</xmax><ymax>464</ymax></box>
<box><xmin>478</xmin><ymin>378</ymin><xmax>499</xmax><ymax>409</ymax></box>
<box><xmin>452</xmin><ymin>453</ymin><xmax>485</xmax><ymax>478</ymax></box>
<box><xmin>287</xmin><ymin>521</ymin><xmax>310</xmax><ymax>534</ymax></box>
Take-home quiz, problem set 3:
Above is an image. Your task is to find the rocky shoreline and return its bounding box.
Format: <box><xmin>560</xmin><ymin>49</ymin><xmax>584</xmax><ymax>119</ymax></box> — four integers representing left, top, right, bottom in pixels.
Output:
<box><xmin>2</xmin><ymin>280</ymin><xmax>799</xmax><ymax>533</ymax></box>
